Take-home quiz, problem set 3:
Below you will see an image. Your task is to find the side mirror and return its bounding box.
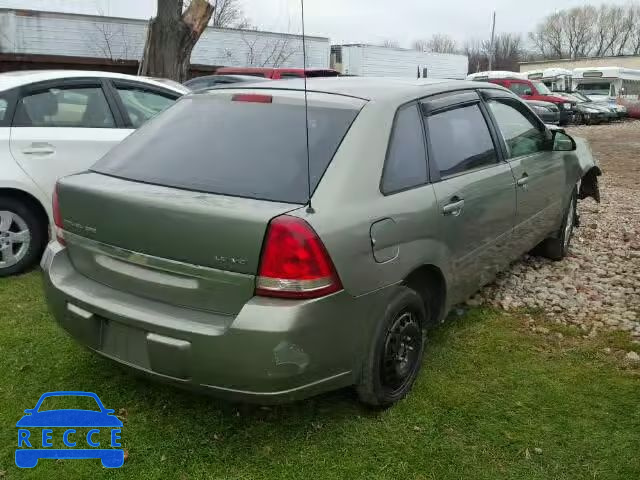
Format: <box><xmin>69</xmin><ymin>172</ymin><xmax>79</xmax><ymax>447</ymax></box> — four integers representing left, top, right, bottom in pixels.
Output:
<box><xmin>523</xmin><ymin>89</ymin><xmax>533</xmax><ymax>96</ymax></box>
<box><xmin>553</xmin><ymin>131</ymin><xmax>577</xmax><ymax>152</ymax></box>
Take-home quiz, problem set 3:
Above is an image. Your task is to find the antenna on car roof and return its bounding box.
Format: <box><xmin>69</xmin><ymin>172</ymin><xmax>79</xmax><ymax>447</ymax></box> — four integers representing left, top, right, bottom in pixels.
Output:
<box><xmin>301</xmin><ymin>0</ymin><xmax>314</xmax><ymax>214</ymax></box>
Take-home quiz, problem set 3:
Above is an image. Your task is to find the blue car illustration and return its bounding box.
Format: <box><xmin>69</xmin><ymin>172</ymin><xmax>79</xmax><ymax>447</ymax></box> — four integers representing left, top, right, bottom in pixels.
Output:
<box><xmin>16</xmin><ymin>391</ymin><xmax>124</xmax><ymax>468</ymax></box>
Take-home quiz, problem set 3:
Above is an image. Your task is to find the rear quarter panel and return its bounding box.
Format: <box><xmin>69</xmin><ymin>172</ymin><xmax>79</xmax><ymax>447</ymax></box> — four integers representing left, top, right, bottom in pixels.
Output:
<box><xmin>300</xmin><ymin>99</ymin><xmax>453</xmax><ymax>299</ymax></box>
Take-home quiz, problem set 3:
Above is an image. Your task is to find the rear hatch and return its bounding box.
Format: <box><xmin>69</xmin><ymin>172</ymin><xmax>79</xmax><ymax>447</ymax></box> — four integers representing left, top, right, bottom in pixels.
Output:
<box><xmin>57</xmin><ymin>88</ymin><xmax>364</xmax><ymax>315</ymax></box>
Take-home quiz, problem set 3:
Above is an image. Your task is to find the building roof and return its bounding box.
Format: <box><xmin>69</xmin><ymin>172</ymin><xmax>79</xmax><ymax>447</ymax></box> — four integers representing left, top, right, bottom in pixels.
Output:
<box><xmin>212</xmin><ymin>76</ymin><xmax>504</xmax><ymax>102</ymax></box>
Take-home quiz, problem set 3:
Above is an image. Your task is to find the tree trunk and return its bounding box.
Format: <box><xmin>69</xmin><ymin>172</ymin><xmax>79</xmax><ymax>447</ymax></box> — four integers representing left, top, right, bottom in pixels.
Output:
<box><xmin>139</xmin><ymin>0</ymin><xmax>214</xmax><ymax>82</ymax></box>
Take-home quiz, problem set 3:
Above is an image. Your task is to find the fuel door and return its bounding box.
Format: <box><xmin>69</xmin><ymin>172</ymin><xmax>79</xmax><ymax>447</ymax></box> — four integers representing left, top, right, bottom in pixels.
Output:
<box><xmin>370</xmin><ymin>218</ymin><xmax>399</xmax><ymax>263</ymax></box>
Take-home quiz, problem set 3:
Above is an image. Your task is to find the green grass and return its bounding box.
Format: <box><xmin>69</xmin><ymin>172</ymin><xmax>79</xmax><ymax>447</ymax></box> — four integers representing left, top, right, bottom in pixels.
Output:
<box><xmin>1</xmin><ymin>273</ymin><xmax>639</xmax><ymax>480</ymax></box>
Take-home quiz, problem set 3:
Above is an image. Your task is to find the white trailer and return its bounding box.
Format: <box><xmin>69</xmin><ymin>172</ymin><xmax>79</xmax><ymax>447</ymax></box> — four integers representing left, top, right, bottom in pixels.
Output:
<box><xmin>332</xmin><ymin>44</ymin><xmax>468</xmax><ymax>80</ymax></box>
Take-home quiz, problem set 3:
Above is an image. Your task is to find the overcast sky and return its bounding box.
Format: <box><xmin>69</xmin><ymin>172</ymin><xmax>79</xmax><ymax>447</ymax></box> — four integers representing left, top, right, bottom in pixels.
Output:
<box><xmin>1</xmin><ymin>0</ymin><xmax>634</xmax><ymax>46</ymax></box>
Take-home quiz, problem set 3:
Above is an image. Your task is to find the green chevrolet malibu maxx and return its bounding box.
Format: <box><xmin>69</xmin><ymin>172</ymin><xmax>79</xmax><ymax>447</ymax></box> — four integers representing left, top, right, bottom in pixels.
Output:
<box><xmin>42</xmin><ymin>78</ymin><xmax>601</xmax><ymax>407</ymax></box>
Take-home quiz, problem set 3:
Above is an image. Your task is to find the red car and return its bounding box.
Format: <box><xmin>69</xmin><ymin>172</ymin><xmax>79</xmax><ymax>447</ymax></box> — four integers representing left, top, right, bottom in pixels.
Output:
<box><xmin>487</xmin><ymin>78</ymin><xmax>576</xmax><ymax>125</ymax></box>
<box><xmin>214</xmin><ymin>67</ymin><xmax>340</xmax><ymax>80</ymax></box>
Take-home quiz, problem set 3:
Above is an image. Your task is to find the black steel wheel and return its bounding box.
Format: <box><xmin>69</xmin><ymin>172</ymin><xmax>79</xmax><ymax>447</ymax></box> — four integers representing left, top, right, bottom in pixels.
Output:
<box><xmin>357</xmin><ymin>286</ymin><xmax>428</xmax><ymax>408</ymax></box>
<box><xmin>380</xmin><ymin>310</ymin><xmax>422</xmax><ymax>396</ymax></box>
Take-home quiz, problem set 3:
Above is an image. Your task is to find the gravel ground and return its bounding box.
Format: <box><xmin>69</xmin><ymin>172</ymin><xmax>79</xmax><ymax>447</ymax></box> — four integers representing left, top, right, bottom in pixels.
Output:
<box><xmin>470</xmin><ymin>120</ymin><xmax>640</xmax><ymax>344</ymax></box>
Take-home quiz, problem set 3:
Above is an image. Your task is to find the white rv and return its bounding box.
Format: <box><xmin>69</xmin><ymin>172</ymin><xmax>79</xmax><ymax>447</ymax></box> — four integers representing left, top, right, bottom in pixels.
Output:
<box><xmin>573</xmin><ymin>67</ymin><xmax>640</xmax><ymax>102</ymax></box>
<box><xmin>523</xmin><ymin>68</ymin><xmax>573</xmax><ymax>93</ymax></box>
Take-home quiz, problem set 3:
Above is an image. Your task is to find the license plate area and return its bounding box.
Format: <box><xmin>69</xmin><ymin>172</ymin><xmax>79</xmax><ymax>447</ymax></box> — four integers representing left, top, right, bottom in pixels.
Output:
<box><xmin>101</xmin><ymin>319</ymin><xmax>151</xmax><ymax>370</ymax></box>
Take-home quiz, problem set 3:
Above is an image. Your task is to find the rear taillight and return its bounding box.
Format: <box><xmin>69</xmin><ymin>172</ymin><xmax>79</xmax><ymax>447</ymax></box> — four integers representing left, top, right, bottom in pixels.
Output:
<box><xmin>52</xmin><ymin>185</ymin><xmax>66</xmax><ymax>246</ymax></box>
<box><xmin>232</xmin><ymin>94</ymin><xmax>273</xmax><ymax>103</ymax></box>
<box><xmin>256</xmin><ymin>216</ymin><xmax>342</xmax><ymax>299</ymax></box>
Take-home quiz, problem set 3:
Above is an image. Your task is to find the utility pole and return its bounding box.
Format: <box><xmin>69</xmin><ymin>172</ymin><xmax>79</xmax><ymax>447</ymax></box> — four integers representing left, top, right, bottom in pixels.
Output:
<box><xmin>488</xmin><ymin>11</ymin><xmax>496</xmax><ymax>71</ymax></box>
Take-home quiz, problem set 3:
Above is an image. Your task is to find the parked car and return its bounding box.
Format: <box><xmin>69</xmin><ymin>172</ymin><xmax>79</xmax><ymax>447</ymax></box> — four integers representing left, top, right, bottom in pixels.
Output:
<box><xmin>214</xmin><ymin>67</ymin><xmax>341</xmax><ymax>79</ymax></box>
<box><xmin>485</xmin><ymin>77</ymin><xmax>577</xmax><ymax>125</ymax></box>
<box><xmin>525</xmin><ymin>100</ymin><xmax>560</xmax><ymax>125</ymax></box>
<box><xmin>184</xmin><ymin>74</ymin><xmax>271</xmax><ymax>91</ymax></box>
<box><xmin>574</xmin><ymin>102</ymin><xmax>610</xmax><ymax>125</ymax></box>
<box><xmin>569</xmin><ymin>91</ymin><xmax>628</xmax><ymax>120</ymax></box>
<box><xmin>552</xmin><ymin>92</ymin><xmax>611</xmax><ymax>124</ymax></box>
<box><xmin>0</xmin><ymin>70</ymin><xmax>185</xmax><ymax>276</ymax></box>
<box><xmin>43</xmin><ymin>78</ymin><xmax>600</xmax><ymax>407</ymax></box>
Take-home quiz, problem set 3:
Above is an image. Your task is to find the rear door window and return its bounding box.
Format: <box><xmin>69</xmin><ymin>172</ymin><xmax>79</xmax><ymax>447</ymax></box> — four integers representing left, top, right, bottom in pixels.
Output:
<box><xmin>93</xmin><ymin>93</ymin><xmax>363</xmax><ymax>204</ymax></box>
<box><xmin>14</xmin><ymin>85</ymin><xmax>115</xmax><ymax>128</ymax></box>
<box><xmin>426</xmin><ymin>104</ymin><xmax>498</xmax><ymax>178</ymax></box>
<box><xmin>381</xmin><ymin>104</ymin><xmax>428</xmax><ymax>194</ymax></box>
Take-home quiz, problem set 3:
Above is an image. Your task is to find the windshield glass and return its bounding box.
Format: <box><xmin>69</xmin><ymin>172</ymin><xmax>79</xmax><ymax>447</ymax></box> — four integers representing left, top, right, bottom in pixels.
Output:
<box><xmin>570</xmin><ymin>91</ymin><xmax>591</xmax><ymax>102</ymax></box>
<box><xmin>576</xmin><ymin>82</ymin><xmax>612</xmax><ymax>96</ymax></box>
<box><xmin>93</xmin><ymin>94</ymin><xmax>362</xmax><ymax>204</ymax></box>
<box><xmin>532</xmin><ymin>81</ymin><xmax>552</xmax><ymax>95</ymax></box>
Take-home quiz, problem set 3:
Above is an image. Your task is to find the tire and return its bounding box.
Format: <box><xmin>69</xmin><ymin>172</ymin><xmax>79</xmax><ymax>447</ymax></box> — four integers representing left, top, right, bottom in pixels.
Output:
<box><xmin>0</xmin><ymin>197</ymin><xmax>48</xmax><ymax>277</ymax></box>
<box><xmin>357</xmin><ymin>286</ymin><xmax>428</xmax><ymax>408</ymax></box>
<box><xmin>536</xmin><ymin>188</ymin><xmax>577</xmax><ymax>261</ymax></box>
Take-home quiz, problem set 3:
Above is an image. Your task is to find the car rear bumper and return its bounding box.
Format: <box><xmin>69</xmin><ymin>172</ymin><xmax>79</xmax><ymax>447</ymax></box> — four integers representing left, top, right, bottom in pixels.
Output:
<box><xmin>41</xmin><ymin>243</ymin><xmax>388</xmax><ymax>403</ymax></box>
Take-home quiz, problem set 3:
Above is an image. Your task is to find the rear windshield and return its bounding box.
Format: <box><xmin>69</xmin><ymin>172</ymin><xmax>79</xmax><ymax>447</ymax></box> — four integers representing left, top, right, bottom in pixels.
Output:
<box><xmin>93</xmin><ymin>94</ymin><xmax>361</xmax><ymax>204</ymax></box>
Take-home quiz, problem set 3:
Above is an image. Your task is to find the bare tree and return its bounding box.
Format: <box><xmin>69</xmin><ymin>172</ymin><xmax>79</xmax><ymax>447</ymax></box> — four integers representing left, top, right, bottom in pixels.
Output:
<box><xmin>631</xmin><ymin>6</ymin><xmax>640</xmax><ymax>55</ymax></box>
<box><xmin>209</xmin><ymin>0</ymin><xmax>248</xmax><ymax>28</ymax></box>
<box><xmin>464</xmin><ymin>38</ymin><xmax>487</xmax><ymax>73</ymax></box>
<box><xmin>529</xmin><ymin>4</ymin><xmax>640</xmax><ymax>60</ymax></box>
<box><xmin>380</xmin><ymin>39</ymin><xmax>400</xmax><ymax>48</ymax></box>
<box><xmin>529</xmin><ymin>11</ymin><xmax>565</xmax><ymax>58</ymax></box>
<box><xmin>489</xmin><ymin>33</ymin><xmax>523</xmax><ymax>71</ymax></box>
<box><xmin>88</xmin><ymin>3</ymin><xmax>131</xmax><ymax>61</ymax></box>
<box><xmin>240</xmin><ymin>32</ymin><xmax>299</xmax><ymax>68</ymax></box>
<box><xmin>139</xmin><ymin>0</ymin><xmax>214</xmax><ymax>81</ymax></box>
<box><xmin>91</xmin><ymin>21</ymin><xmax>131</xmax><ymax>61</ymax></box>
<box><xmin>562</xmin><ymin>6</ymin><xmax>596</xmax><ymax>59</ymax></box>
<box><xmin>615</xmin><ymin>6</ymin><xmax>637</xmax><ymax>56</ymax></box>
<box><xmin>412</xmin><ymin>39</ymin><xmax>427</xmax><ymax>52</ymax></box>
<box><xmin>592</xmin><ymin>5</ymin><xmax>622</xmax><ymax>57</ymax></box>
<box><xmin>414</xmin><ymin>34</ymin><xmax>458</xmax><ymax>54</ymax></box>
<box><xmin>464</xmin><ymin>33</ymin><xmax>523</xmax><ymax>74</ymax></box>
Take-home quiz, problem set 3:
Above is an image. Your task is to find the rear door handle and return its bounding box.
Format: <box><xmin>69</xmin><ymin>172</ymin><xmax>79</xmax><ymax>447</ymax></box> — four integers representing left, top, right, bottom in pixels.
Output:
<box><xmin>516</xmin><ymin>174</ymin><xmax>529</xmax><ymax>187</ymax></box>
<box><xmin>442</xmin><ymin>198</ymin><xmax>465</xmax><ymax>216</ymax></box>
<box><xmin>22</xmin><ymin>143</ymin><xmax>55</xmax><ymax>155</ymax></box>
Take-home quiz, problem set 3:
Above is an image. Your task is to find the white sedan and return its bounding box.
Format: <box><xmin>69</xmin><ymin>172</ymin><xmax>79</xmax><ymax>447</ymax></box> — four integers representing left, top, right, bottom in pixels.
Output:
<box><xmin>0</xmin><ymin>70</ymin><xmax>187</xmax><ymax>276</ymax></box>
